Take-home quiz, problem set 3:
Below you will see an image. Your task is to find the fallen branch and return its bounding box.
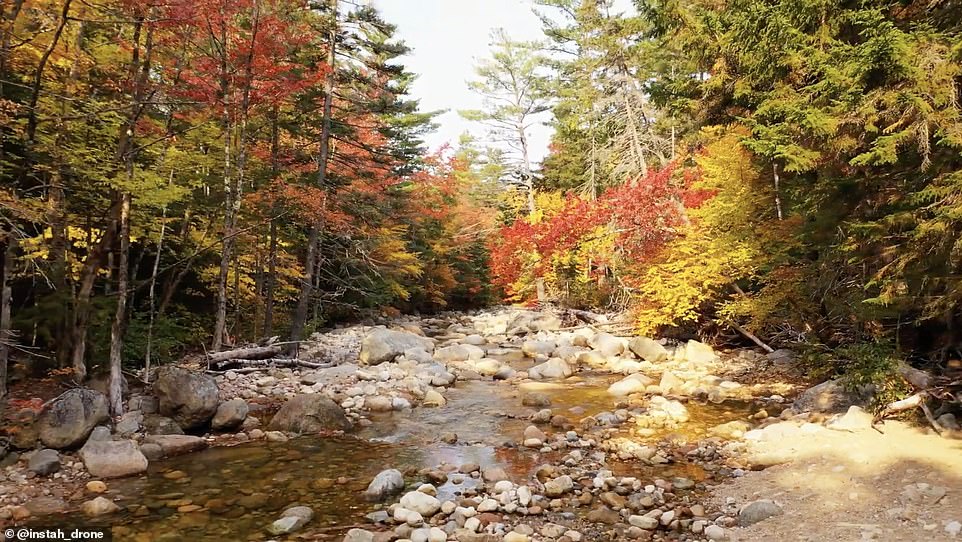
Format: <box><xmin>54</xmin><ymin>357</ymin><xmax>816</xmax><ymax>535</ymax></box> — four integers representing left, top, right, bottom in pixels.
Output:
<box><xmin>876</xmin><ymin>391</ymin><xmax>944</xmax><ymax>435</ymax></box>
<box><xmin>730</xmin><ymin>321</ymin><xmax>775</xmax><ymax>353</ymax></box>
<box><xmin>209</xmin><ymin>358</ymin><xmax>331</xmax><ymax>371</ymax></box>
<box><xmin>206</xmin><ymin>345</ymin><xmax>284</xmax><ymax>364</ymax></box>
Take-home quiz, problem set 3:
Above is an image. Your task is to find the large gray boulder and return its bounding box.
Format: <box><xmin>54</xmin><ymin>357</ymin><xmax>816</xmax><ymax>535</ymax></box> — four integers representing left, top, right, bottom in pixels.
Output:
<box><xmin>28</xmin><ymin>449</ymin><xmax>61</xmax><ymax>475</ymax></box>
<box><xmin>359</xmin><ymin>328</ymin><xmax>434</xmax><ymax>365</ymax></box>
<box><xmin>37</xmin><ymin>389</ymin><xmax>110</xmax><ymax>449</ymax></box>
<box><xmin>79</xmin><ymin>439</ymin><xmax>148</xmax><ymax>478</ymax></box>
<box><xmin>268</xmin><ymin>394</ymin><xmax>353</xmax><ymax>434</ymax></box>
<box><xmin>212</xmin><ymin>398</ymin><xmax>249</xmax><ymax>431</ymax></box>
<box><xmin>793</xmin><ymin>379</ymin><xmax>873</xmax><ymax>414</ymax></box>
<box><xmin>152</xmin><ymin>366</ymin><xmax>219</xmax><ymax>430</ymax></box>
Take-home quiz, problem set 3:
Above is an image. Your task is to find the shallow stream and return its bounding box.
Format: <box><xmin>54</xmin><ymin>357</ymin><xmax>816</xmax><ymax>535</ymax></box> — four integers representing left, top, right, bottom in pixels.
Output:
<box><xmin>44</xmin><ymin>362</ymin><xmax>756</xmax><ymax>541</ymax></box>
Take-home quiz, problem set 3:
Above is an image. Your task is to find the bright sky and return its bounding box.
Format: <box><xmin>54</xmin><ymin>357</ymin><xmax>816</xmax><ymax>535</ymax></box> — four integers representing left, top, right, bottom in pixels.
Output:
<box><xmin>373</xmin><ymin>0</ymin><xmax>554</xmax><ymax>161</ymax></box>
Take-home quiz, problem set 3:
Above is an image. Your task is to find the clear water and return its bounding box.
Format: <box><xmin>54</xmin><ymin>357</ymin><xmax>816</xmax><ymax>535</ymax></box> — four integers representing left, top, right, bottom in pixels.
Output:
<box><xmin>39</xmin><ymin>366</ymin><xmax>756</xmax><ymax>541</ymax></box>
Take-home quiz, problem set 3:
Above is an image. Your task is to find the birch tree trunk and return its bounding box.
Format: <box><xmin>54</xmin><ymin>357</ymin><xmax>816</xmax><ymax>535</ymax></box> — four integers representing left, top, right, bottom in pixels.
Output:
<box><xmin>290</xmin><ymin>0</ymin><xmax>338</xmax><ymax>349</ymax></box>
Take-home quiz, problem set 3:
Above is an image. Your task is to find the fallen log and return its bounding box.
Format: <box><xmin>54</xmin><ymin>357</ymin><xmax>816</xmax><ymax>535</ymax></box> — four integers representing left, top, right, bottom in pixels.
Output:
<box><xmin>897</xmin><ymin>361</ymin><xmax>933</xmax><ymax>390</ymax></box>
<box><xmin>209</xmin><ymin>358</ymin><xmax>331</xmax><ymax>371</ymax></box>
<box><xmin>206</xmin><ymin>345</ymin><xmax>284</xmax><ymax>364</ymax></box>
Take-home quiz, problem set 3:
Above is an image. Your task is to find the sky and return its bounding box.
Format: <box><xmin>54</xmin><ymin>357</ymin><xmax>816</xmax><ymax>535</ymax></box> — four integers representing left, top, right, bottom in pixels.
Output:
<box><xmin>373</xmin><ymin>0</ymin><xmax>554</xmax><ymax>161</ymax></box>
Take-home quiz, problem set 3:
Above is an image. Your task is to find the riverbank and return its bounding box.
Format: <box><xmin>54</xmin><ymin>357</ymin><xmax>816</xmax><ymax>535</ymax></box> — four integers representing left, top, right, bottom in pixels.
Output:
<box><xmin>1</xmin><ymin>307</ymin><xmax>959</xmax><ymax>541</ymax></box>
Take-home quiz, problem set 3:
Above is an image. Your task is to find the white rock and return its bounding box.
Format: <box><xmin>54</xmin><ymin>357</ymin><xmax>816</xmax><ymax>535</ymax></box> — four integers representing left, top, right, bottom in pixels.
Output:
<box><xmin>477</xmin><ymin>498</ymin><xmax>499</xmax><ymax>512</ymax></box>
<box><xmin>400</xmin><ymin>491</ymin><xmax>441</xmax><ymax>517</ymax></box>
<box><xmin>705</xmin><ymin>524</ymin><xmax>726</xmax><ymax>540</ymax></box>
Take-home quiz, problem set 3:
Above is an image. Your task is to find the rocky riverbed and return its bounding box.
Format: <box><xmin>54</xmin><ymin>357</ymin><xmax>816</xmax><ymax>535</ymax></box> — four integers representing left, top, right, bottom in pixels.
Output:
<box><xmin>1</xmin><ymin>307</ymin><xmax>960</xmax><ymax>542</ymax></box>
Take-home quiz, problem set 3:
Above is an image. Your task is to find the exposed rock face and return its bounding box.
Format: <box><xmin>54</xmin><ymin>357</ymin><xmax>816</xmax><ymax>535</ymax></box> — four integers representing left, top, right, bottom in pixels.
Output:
<box><xmin>793</xmin><ymin>379</ymin><xmax>873</xmax><ymax>414</ymax></box>
<box><xmin>211</xmin><ymin>398</ymin><xmax>249</xmax><ymax>431</ymax></box>
<box><xmin>79</xmin><ymin>440</ymin><xmax>148</xmax><ymax>478</ymax></box>
<box><xmin>268</xmin><ymin>394</ymin><xmax>353</xmax><ymax>434</ymax></box>
<box><xmin>152</xmin><ymin>367</ymin><xmax>219</xmax><ymax>430</ymax></box>
<box><xmin>359</xmin><ymin>328</ymin><xmax>434</xmax><ymax>365</ymax></box>
<box><xmin>37</xmin><ymin>389</ymin><xmax>110</xmax><ymax>449</ymax></box>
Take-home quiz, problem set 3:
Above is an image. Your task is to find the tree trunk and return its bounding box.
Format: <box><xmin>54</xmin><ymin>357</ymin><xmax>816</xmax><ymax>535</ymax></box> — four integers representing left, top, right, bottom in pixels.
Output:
<box><xmin>0</xmin><ymin>232</ymin><xmax>15</xmax><ymax>399</ymax></box>
<box><xmin>264</xmin><ymin>105</ymin><xmax>279</xmax><ymax>337</ymax></box>
<box><xmin>290</xmin><ymin>0</ymin><xmax>337</xmax><ymax>350</ymax></box>
<box><xmin>69</xmin><ymin>213</ymin><xmax>118</xmax><ymax>382</ymax></box>
<box><xmin>213</xmin><ymin>1</ymin><xmax>260</xmax><ymax>351</ymax></box>
<box><xmin>108</xmin><ymin>193</ymin><xmax>130</xmax><ymax>416</ymax></box>
<box><xmin>144</xmin><ymin>199</ymin><xmax>167</xmax><ymax>383</ymax></box>
<box><xmin>772</xmin><ymin>161</ymin><xmax>784</xmax><ymax>220</ymax></box>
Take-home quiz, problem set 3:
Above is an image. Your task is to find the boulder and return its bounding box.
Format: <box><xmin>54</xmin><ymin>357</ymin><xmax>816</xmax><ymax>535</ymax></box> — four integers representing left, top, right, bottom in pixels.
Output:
<box><xmin>521</xmin><ymin>340</ymin><xmax>556</xmax><ymax>358</ymax></box>
<box><xmin>607</xmin><ymin>374</ymin><xmax>654</xmax><ymax>396</ymax></box>
<box><xmin>522</xmin><ymin>393</ymin><xmax>551</xmax><ymax>407</ymax></box>
<box><xmin>360</xmin><ymin>328</ymin><xmax>434</xmax><ymax>365</ymax></box>
<box><xmin>364</xmin><ymin>469</ymin><xmax>405</xmax><ymax>501</ymax></box>
<box><xmin>576</xmin><ymin>351</ymin><xmax>608</xmax><ymax>369</ymax></box>
<box><xmin>544</xmin><ymin>475</ymin><xmax>573</xmax><ymax>497</ymax></box>
<box><xmin>81</xmin><ymin>497</ymin><xmax>120</xmax><ymax>517</ymax></box>
<box><xmin>434</xmin><ymin>344</ymin><xmax>484</xmax><ymax>363</ymax></box>
<box><xmin>629</xmin><ymin>337</ymin><xmax>668</xmax><ymax>363</ymax></box>
<box><xmin>268</xmin><ymin>394</ymin><xmax>353</xmax><ymax>434</ymax></box>
<box><xmin>589</xmin><ymin>333</ymin><xmax>625</xmax><ymax>358</ymax></box>
<box><xmin>212</xmin><ymin>398</ymin><xmax>249</xmax><ymax>431</ymax></box>
<box><xmin>399</xmin><ymin>490</ymin><xmax>441</xmax><ymax>516</ymax></box>
<box><xmin>528</xmin><ymin>358</ymin><xmax>572</xmax><ymax>380</ymax></box>
<box><xmin>344</xmin><ymin>529</ymin><xmax>375</xmax><ymax>542</ymax></box>
<box><xmin>793</xmin><ymin>379</ymin><xmax>872</xmax><ymax>414</ymax></box>
<box><xmin>37</xmin><ymin>389</ymin><xmax>109</xmax><ymax>449</ymax></box>
<box><xmin>826</xmin><ymin>405</ymin><xmax>874</xmax><ymax>432</ymax></box>
<box><xmin>79</xmin><ymin>440</ymin><xmax>148</xmax><ymax>478</ymax></box>
<box><xmin>506</xmin><ymin>311</ymin><xmax>562</xmax><ymax>335</ymax></box>
<box><xmin>28</xmin><ymin>449</ymin><xmax>61</xmax><ymax>475</ymax></box>
<box><xmin>738</xmin><ymin>499</ymin><xmax>783</xmax><ymax>526</ymax></box>
<box><xmin>471</xmin><ymin>358</ymin><xmax>503</xmax><ymax>377</ymax></box>
<box><xmin>143</xmin><ymin>434</ymin><xmax>207</xmax><ymax>456</ymax></box>
<box><xmin>143</xmin><ymin>414</ymin><xmax>184</xmax><ymax>435</ymax></box>
<box><xmin>152</xmin><ymin>366</ymin><xmax>219</xmax><ymax>430</ymax></box>
<box><xmin>114</xmin><ymin>411</ymin><xmax>143</xmax><ymax>437</ymax></box>
<box><xmin>658</xmin><ymin>370</ymin><xmax>684</xmax><ymax>394</ymax></box>
<box><xmin>683</xmin><ymin>340</ymin><xmax>718</xmax><ymax>364</ymax></box>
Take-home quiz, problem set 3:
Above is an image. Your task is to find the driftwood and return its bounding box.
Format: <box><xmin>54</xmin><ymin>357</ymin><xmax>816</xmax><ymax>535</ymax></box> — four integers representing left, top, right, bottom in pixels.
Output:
<box><xmin>876</xmin><ymin>361</ymin><xmax>959</xmax><ymax>436</ymax></box>
<box><xmin>563</xmin><ymin>308</ymin><xmax>609</xmax><ymax>325</ymax></box>
<box><xmin>731</xmin><ymin>321</ymin><xmax>775</xmax><ymax>353</ymax></box>
<box><xmin>206</xmin><ymin>345</ymin><xmax>284</xmax><ymax>364</ymax></box>
<box><xmin>209</xmin><ymin>358</ymin><xmax>331</xmax><ymax>372</ymax></box>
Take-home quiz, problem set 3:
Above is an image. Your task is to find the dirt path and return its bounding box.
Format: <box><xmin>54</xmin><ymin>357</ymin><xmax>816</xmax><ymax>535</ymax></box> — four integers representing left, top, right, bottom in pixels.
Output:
<box><xmin>712</xmin><ymin>420</ymin><xmax>962</xmax><ymax>541</ymax></box>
